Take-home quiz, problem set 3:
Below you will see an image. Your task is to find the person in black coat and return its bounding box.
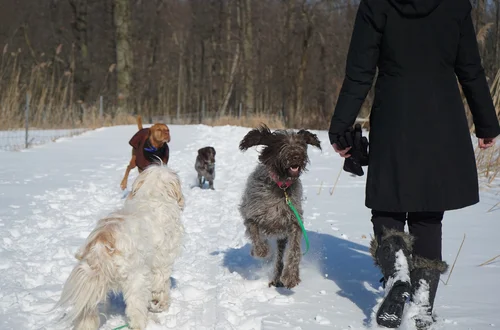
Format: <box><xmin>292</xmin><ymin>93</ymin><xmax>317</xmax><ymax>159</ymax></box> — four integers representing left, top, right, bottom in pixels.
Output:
<box><xmin>329</xmin><ymin>0</ymin><xmax>500</xmax><ymax>328</ymax></box>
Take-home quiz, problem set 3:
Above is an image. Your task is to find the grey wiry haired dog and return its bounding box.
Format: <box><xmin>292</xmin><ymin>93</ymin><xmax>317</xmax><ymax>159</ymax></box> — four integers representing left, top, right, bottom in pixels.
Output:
<box><xmin>238</xmin><ymin>124</ymin><xmax>321</xmax><ymax>289</ymax></box>
<box><xmin>195</xmin><ymin>146</ymin><xmax>216</xmax><ymax>189</ymax></box>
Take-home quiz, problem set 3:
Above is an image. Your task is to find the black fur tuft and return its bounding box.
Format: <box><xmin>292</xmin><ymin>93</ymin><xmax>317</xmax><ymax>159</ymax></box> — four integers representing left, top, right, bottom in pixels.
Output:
<box><xmin>239</xmin><ymin>124</ymin><xmax>274</xmax><ymax>151</ymax></box>
<box><xmin>297</xmin><ymin>129</ymin><xmax>322</xmax><ymax>150</ymax></box>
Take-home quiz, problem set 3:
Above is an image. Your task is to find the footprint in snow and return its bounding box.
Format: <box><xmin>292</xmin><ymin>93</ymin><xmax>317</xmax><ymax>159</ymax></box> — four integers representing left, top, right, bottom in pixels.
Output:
<box><xmin>269</xmin><ymin>295</ymin><xmax>295</xmax><ymax>305</ymax></box>
<box><xmin>314</xmin><ymin>315</ymin><xmax>331</xmax><ymax>325</ymax></box>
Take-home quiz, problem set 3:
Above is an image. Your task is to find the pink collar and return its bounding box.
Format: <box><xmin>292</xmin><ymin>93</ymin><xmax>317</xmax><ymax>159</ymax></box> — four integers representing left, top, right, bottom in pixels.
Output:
<box><xmin>269</xmin><ymin>171</ymin><xmax>296</xmax><ymax>190</ymax></box>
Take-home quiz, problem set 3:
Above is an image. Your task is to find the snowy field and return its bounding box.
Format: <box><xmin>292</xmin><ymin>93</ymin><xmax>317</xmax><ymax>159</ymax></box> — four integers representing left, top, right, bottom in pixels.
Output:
<box><xmin>0</xmin><ymin>124</ymin><xmax>498</xmax><ymax>330</ymax></box>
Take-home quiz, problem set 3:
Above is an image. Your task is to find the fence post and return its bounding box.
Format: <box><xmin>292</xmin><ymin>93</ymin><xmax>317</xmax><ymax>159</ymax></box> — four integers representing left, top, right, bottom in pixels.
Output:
<box><xmin>25</xmin><ymin>92</ymin><xmax>30</xmax><ymax>149</ymax></box>
<box><xmin>202</xmin><ymin>100</ymin><xmax>206</xmax><ymax>123</ymax></box>
<box><xmin>176</xmin><ymin>101</ymin><xmax>180</xmax><ymax>122</ymax></box>
<box><xmin>99</xmin><ymin>95</ymin><xmax>103</xmax><ymax>126</ymax></box>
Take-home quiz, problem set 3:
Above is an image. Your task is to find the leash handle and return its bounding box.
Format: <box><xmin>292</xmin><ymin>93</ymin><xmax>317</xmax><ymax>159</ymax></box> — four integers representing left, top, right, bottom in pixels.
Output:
<box><xmin>284</xmin><ymin>191</ymin><xmax>310</xmax><ymax>255</ymax></box>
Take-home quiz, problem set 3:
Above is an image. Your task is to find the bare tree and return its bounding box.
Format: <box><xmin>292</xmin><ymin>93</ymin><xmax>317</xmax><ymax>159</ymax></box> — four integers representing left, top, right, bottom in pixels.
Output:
<box><xmin>113</xmin><ymin>0</ymin><xmax>133</xmax><ymax>112</ymax></box>
<box><xmin>1</xmin><ymin>0</ymin><xmax>498</xmax><ymax>129</ymax></box>
<box><xmin>68</xmin><ymin>0</ymin><xmax>91</xmax><ymax>108</ymax></box>
<box><xmin>241</xmin><ymin>0</ymin><xmax>255</xmax><ymax>116</ymax></box>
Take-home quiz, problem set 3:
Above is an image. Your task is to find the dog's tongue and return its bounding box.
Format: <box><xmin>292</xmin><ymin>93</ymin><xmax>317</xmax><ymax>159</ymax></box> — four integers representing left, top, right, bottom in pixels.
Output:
<box><xmin>290</xmin><ymin>166</ymin><xmax>299</xmax><ymax>173</ymax></box>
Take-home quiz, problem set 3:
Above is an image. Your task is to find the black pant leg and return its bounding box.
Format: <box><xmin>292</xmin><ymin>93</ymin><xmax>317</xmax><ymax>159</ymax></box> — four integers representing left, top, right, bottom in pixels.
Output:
<box><xmin>371</xmin><ymin>210</ymin><xmax>407</xmax><ymax>243</ymax></box>
<box><xmin>407</xmin><ymin>212</ymin><xmax>444</xmax><ymax>261</ymax></box>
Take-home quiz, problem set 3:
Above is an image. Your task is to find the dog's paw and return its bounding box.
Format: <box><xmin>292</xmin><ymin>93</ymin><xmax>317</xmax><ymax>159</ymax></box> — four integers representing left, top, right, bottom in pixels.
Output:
<box><xmin>268</xmin><ymin>279</ymin><xmax>284</xmax><ymax>288</ymax></box>
<box><xmin>280</xmin><ymin>270</ymin><xmax>301</xmax><ymax>289</ymax></box>
<box><xmin>148</xmin><ymin>299</ymin><xmax>167</xmax><ymax>313</ymax></box>
<box><xmin>127</xmin><ymin>321</ymin><xmax>146</xmax><ymax>330</ymax></box>
<box><xmin>120</xmin><ymin>180</ymin><xmax>127</xmax><ymax>190</ymax></box>
<box><xmin>251</xmin><ymin>243</ymin><xmax>270</xmax><ymax>258</ymax></box>
<box><xmin>148</xmin><ymin>294</ymin><xmax>170</xmax><ymax>313</ymax></box>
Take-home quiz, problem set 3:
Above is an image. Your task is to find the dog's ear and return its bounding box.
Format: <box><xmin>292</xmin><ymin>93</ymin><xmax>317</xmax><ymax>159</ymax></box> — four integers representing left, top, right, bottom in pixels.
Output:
<box><xmin>239</xmin><ymin>124</ymin><xmax>273</xmax><ymax>151</ymax></box>
<box><xmin>298</xmin><ymin>129</ymin><xmax>322</xmax><ymax>150</ymax></box>
<box><xmin>165</xmin><ymin>125</ymin><xmax>171</xmax><ymax>143</ymax></box>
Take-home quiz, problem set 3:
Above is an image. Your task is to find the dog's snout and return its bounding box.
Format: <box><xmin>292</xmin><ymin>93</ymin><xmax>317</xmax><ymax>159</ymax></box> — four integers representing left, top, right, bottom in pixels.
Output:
<box><xmin>292</xmin><ymin>155</ymin><xmax>300</xmax><ymax>161</ymax></box>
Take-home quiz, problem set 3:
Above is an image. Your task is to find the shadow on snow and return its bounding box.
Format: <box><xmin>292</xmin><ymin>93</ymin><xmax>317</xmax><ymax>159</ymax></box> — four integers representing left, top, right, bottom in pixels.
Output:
<box><xmin>213</xmin><ymin>230</ymin><xmax>382</xmax><ymax>325</ymax></box>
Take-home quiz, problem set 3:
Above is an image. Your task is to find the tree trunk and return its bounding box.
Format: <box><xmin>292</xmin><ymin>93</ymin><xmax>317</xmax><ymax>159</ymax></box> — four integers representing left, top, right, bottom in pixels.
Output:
<box><xmin>241</xmin><ymin>0</ymin><xmax>255</xmax><ymax>116</ymax></box>
<box><xmin>219</xmin><ymin>42</ymin><xmax>240</xmax><ymax>117</ymax></box>
<box><xmin>145</xmin><ymin>0</ymin><xmax>164</xmax><ymax>113</ymax></box>
<box><xmin>291</xmin><ymin>6</ymin><xmax>313</xmax><ymax>128</ymax></box>
<box><xmin>68</xmin><ymin>0</ymin><xmax>91</xmax><ymax>117</ymax></box>
<box><xmin>495</xmin><ymin>0</ymin><xmax>500</xmax><ymax>68</ymax></box>
<box><xmin>282</xmin><ymin>0</ymin><xmax>295</xmax><ymax>125</ymax></box>
<box><xmin>113</xmin><ymin>0</ymin><xmax>133</xmax><ymax>113</ymax></box>
<box><xmin>218</xmin><ymin>1</ymin><xmax>240</xmax><ymax>117</ymax></box>
<box><xmin>318</xmin><ymin>32</ymin><xmax>329</xmax><ymax>121</ymax></box>
<box><xmin>173</xmin><ymin>30</ymin><xmax>188</xmax><ymax>121</ymax></box>
<box><xmin>199</xmin><ymin>39</ymin><xmax>205</xmax><ymax>123</ymax></box>
<box><xmin>221</xmin><ymin>0</ymin><xmax>232</xmax><ymax>112</ymax></box>
<box><xmin>177</xmin><ymin>45</ymin><xmax>184</xmax><ymax>121</ymax></box>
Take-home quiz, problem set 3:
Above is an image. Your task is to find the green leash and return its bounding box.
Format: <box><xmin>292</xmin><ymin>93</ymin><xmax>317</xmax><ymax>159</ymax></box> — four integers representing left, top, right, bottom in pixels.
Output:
<box><xmin>284</xmin><ymin>191</ymin><xmax>310</xmax><ymax>255</ymax></box>
<box><xmin>112</xmin><ymin>324</ymin><xmax>129</xmax><ymax>330</ymax></box>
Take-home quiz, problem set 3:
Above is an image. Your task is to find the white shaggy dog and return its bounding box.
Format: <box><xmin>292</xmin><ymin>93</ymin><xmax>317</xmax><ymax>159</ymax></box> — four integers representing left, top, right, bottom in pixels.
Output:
<box><xmin>55</xmin><ymin>165</ymin><xmax>185</xmax><ymax>330</ymax></box>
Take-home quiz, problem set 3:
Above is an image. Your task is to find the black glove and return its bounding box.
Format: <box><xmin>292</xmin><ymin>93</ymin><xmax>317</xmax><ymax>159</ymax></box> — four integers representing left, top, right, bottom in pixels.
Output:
<box><xmin>333</xmin><ymin>124</ymin><xmax>369</xmax><ymax>176</ymax></box>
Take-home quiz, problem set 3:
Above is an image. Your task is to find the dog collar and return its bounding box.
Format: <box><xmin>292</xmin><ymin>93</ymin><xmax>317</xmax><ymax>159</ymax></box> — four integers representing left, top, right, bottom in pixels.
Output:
<box><xmin>269</xmin><ymin>171</ymin><xmax>296</xmax><ymax>190</ymax></box>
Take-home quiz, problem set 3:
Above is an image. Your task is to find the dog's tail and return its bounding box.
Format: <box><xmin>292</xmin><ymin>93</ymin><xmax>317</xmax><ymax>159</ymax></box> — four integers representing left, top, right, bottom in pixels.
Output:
<box><xmin>137</xmin><ymin>115</ymin><xmax>143</xmax><ymax>130</ymax></box>
<box><xmin>54</xmin><ymin>261</ymin><xmax>107</xmax><ymax>328</ymax></box>
<box><xmin>54</xmin><ymin>223</ymin><xmax>119</xmax><ymax>328</ymax></box>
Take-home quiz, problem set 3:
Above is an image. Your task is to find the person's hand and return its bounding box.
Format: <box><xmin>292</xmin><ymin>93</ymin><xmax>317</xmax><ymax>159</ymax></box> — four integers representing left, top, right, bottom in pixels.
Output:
<box><xmin>331</xmin><ymin>124</ymin><xmax>369</xmax><ymax>176</ymax></box>
<box><xmin>479</xmin><ymin>138</ymin><xmax>495</xmax><ymax>149</ymax></box>
<box><xmin>332</xmin><ymin>143</ymin><xmax>352</xmax><ymax>158</ymax></box>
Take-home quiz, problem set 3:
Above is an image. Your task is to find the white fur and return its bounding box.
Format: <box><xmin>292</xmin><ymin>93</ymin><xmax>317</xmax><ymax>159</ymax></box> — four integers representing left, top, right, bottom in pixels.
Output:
<box><xmin>54</xmin><ymin>165</ymin><xmax>185</xmax><ymax>330</ymax></box>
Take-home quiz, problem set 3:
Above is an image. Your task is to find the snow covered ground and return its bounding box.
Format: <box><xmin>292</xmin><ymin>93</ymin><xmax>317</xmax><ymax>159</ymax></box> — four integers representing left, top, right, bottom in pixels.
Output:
<box><xmin>0</xmin><ymin>124</ymin><xmax>498</xmax><ymax>330</ymax></box>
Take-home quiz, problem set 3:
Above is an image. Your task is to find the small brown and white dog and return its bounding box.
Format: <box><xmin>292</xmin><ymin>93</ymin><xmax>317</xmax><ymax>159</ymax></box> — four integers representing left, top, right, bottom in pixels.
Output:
<box><xmin>120</xmin><ymin>116</ymin><xmax>171</xmax><ymax>190</ymax></box>
<box><xmin>195</xmin><ymin>146</ymin><xmax>216</xmax><ymax>189</ymax></box>
<box><xmin>56</xmin><ymin>165</ymin><xmax>185</xmax><ymax>330</ymax></box>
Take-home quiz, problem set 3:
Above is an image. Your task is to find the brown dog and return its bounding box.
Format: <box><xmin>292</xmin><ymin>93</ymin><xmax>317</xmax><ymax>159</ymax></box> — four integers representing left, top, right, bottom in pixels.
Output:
<box><xmin>120</xmin><ymin>116</ymin><xmax>171</xmax><ymax>190</ymax></box>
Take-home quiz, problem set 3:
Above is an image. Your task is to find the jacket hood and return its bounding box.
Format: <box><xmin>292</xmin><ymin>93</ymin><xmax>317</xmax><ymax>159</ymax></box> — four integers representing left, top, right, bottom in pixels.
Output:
<box><xmin>388</xmin><ymin>0</ymin><xmax>442</xmax><ymax>17</ymax></box>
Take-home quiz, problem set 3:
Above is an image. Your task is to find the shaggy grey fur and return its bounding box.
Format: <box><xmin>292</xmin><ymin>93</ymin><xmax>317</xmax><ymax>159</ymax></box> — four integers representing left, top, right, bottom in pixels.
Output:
<box><xmin>238</xmin><ymin>124</ymin><xmax>321</xmax><ymax>289</ymax></box>
<box><xmin>370</xmin><ymin>229</ymin><xmax>448</xmax><ymax>273</ymax></box>
<box><xmin>412</xmin><ymin>255</ymin><xmax>448</xmax><ymax>274</ymax></box>
<box><xmin>369</xmin><ymin>228</ymin><xmax>415</xmax><ymax>270</ymax></box>
<box><xmin>195</xmin><ymin>146</ymin><xmax>216</xmax><ymax>189</ymax></box>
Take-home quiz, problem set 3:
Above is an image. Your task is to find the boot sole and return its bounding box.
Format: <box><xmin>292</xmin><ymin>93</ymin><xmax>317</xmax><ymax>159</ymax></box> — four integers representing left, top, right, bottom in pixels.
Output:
<box><xmin>376</xmin><ymin>281</ymin><xmax>410</xmax><ymax>328</ymax></box>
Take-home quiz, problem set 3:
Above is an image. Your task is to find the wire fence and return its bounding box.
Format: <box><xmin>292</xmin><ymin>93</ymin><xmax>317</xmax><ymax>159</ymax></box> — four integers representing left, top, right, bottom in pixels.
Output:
<box><xmin>0</xmin><ymin>94</ymin><xmax>104</xmax><ymax>151</ymax></box>
<box><xmin>1</xmin><ymin>92</ymin><xmax>370</xmax><ymax>152</ymax></box>
<box><xmin>0</xmin><ymin>128</ymin><xmax>89</xmax><ymax>151</ymax></box>
<box><xmin>0</xmin><ymin>94</ymin><xmax>278</xmax><ymax>151</ymax></box>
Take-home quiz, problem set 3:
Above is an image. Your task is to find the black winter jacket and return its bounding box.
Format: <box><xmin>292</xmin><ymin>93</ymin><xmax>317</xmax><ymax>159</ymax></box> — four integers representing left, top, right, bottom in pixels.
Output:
<box><xmin>329</xmin><ymin>0</ymin><xmax>500</xmax><ymax>212</ymax></box>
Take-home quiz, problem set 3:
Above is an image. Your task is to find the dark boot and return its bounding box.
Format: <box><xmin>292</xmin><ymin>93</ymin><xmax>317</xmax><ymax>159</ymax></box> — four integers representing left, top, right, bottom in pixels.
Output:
<box><xmin>370</xmin><ymin>228</ymin><xmax>414</xmax><ymax>328</ymax></box>
<box><xmin>410</xmin><ymin>256</ymin><xmax>448</xmax><ymax>330</ymax></box>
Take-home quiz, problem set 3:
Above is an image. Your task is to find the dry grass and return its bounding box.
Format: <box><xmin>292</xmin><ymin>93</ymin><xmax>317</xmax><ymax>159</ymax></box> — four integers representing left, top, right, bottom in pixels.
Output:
<box><xmin>201</xmin><ymin>111</ymin><xmax>340</xmax><ymax>130</ymax></box>
<box><xmin>1</xmin><ymin>46</ymin><xmax>74</xmax><ymax>130</ymax></box>
<box><xmin>0</xmin><ymin>45</ymin><xmax>135</xmax><ymax>131</ymax></box>
<box><xmin>203</xmin><ymin>114</ymin><xmax>286</xmax><ymax>129</ymax></box>
<box><xmin>488</xmin><ymin>68</ymin><xmax>500</xmax><ymax>121</ymax></box>
<box><xmin>473</xmin><ymin>67</ymin><xmax>500</xmax><ymax>184</ymax></box>
<box><xmin>475</xmin><ymin>143</ymin><xmax>500</xmax><ymax>184</ymax></box>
